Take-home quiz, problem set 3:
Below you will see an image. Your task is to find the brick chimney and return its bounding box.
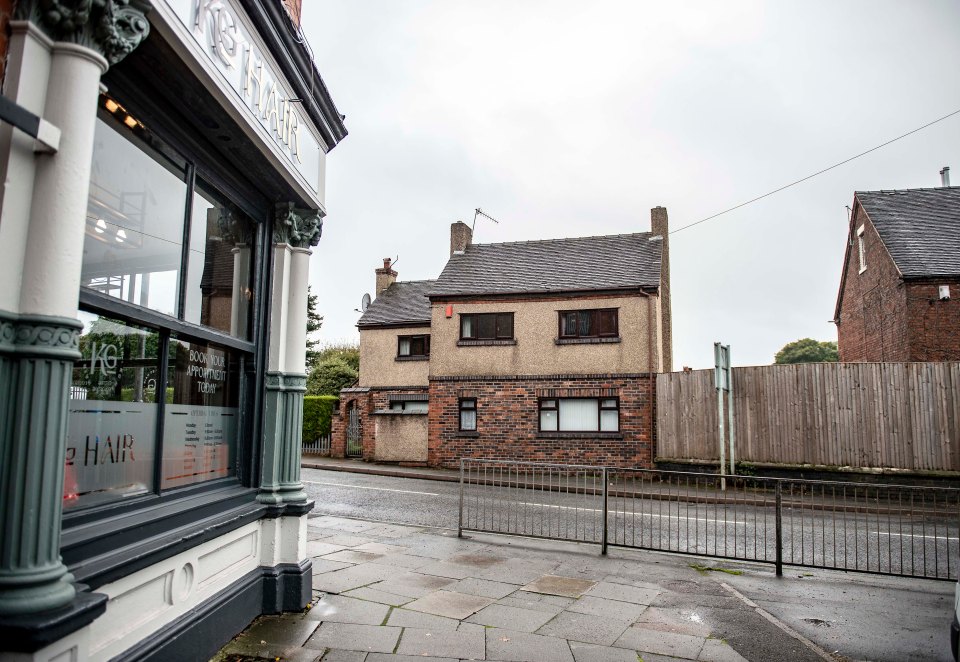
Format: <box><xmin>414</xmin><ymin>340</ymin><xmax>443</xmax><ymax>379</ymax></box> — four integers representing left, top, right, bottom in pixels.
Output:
<box><xmin>651</xmin><ymin>207</ymin><xmax>673</xmax><ymax>372</ymax></box>
<box><xmin>375</xmin><ymin>258</ymin><xmax>397</xmax><ymax>298</ymax></box>
<box><xmin>450</xmin><ymin>221</ymin><xmax>473</xmax><ymax>257</ymax></box>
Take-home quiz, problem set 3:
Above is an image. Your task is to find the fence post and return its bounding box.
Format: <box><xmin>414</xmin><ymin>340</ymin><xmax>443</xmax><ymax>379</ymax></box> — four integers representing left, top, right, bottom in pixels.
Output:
<box><xmin>458</xmin><ymin>459</ymin><xmax>465</xmax><ymax>538</ymax></box>
<box><xmin>601</xmin><ymin>467</ymin><xmax>609</xmax><ymax>555</ymax></box>
<box><xmin>775</xmin><ymin>480</ymin><xmax>783</xmax><ymax>577</ymax></box>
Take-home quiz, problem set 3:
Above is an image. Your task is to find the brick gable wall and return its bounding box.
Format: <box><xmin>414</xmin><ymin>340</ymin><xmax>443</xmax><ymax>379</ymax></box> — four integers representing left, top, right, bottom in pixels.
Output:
<box><xmin>905</xmin><ymin>280</ymin><xmax>960</xmax><ymax>361</ymax></box>
<box><xmin>836</xmin><ymin>206</ymin><xmax>909</xmax><ymax>361</ymax></box>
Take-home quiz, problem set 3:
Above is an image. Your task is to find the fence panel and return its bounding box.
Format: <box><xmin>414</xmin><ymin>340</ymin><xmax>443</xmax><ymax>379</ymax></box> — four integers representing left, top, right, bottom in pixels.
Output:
<box><xmin>302</xmin><ymin>433</ymin><xmax>332</xmax><ymax>455</ymax></box>
<box><xmin>656</xmin><ymin>362</ymin><xmax>960</xmax><ymax>472</ymax></box>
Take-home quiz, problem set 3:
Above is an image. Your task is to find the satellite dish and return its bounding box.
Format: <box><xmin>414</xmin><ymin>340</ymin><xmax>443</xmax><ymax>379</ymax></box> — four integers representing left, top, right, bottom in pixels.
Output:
<box><xmin>361</xmin><ymin>293</ymin><xmax>371</xmax><ymax>312</ymax></box>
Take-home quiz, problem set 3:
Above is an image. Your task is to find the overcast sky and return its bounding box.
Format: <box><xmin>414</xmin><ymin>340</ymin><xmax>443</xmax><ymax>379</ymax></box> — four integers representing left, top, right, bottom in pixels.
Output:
<box><xmin>301</xmin><ymin>1</ymin><xmax>960</xmax><ymax>369</ymax></box>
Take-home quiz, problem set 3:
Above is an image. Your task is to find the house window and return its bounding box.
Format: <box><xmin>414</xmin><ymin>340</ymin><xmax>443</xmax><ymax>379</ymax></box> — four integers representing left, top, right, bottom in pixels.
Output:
<box><xmin>539</xmin><ymin>398</ymin><xmax>619</xmax><ymax>432</ymax></box>
<box><xmin>558</xmin><ymin>309</ymin><xmax>618</xmax><ymax>339</ymax></box>
<box><xmin>389</xmin><ymin>400</ymin><xmax>428</xmax><ymax>413</ymax></box>
<box><xmin>459</xmin><ymin>398</ymin><xmax>477</xmax><ymax>431</ymax></box>
<box><xmin>398</xmin><ymin>334</ymin><xmax>430</xmax><ymax>358</ymax></box>
<box><xmin>460</xmin><ymin>313</ymin><xmax>514</xmax><ymax>340</ymax></box>
<box><xmin>857</xmin><ymin>225</ymin><xmax>866</xmax><ymax>273</ymax></box>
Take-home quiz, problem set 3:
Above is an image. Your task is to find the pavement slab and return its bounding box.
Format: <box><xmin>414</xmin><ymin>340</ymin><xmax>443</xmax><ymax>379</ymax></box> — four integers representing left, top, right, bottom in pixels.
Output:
<box><xmin>354</xmin><ymin>542</ymin><xmax>409</xmax><ymax>555</ymax></box>
<box><xmin>367</xmin><ymin>655</ymin><xmax>457</xmax><ymax>662</ymax></box>
<box><xmin>308</xmin><ymin>541</ymin><xmax>348</xmax><ymax>557</ymax></box>
<box><xmin>450</xmin><ymin>577</ymin><xmax>522</xmax><ymax>599</ymax></box>
<box><xmin>324</xmin><ymin>534</ymin><xmax>379</xmax><ymax>547</ymax></box>
<box><xmin>404</xmin><ymin>590</ymin><xmax>495</xmax><ymax>620</ymax></box>
<box><xmin>372</xmin><ymin>571</ymin><xmax>458</xmax><ymax>598</ymax></box>
<box><xmin>466</xmin><ymin>602</ymin><xmax>557</xmax><ymax>632</ymax></box>
<box><xmin>305</xmin><ymin>594</ymin><xmax>391</xmax><ymax>625</ymax></box>
<box><xmin>395</xmin><ymin>625</ymin><xmax>486</xmax><ymax>659</ymax></box>
<box><xmin>323</xmin><ymin>550</ymin><xmax>385</xmax><ymax>564</ymax></box>
<box><xmin>566</xmin><ymin>595</ymin><xmax>647</xmax><ymax>621</ymax></box>
<box><xmin>386</xmin><ymin>607</ymin><xmax>462</xmax><ymax>631</ymax></box>
<box><xmin>475</xmin><ymin>559</ymin><xmax>560</xmax><ymax>584</ymax></box>
<box><xmin>535</xmin><ymin>610</ymin><xmax>635</xmax><ymax>646</ymax></box>
<box><xmin>699</xmin><ymin>638</ymin><xmax>749</xmax><ymax>662</ymax></box>
<box><xmin>634</xmin><ymin>606</ymin><xmax>713</xmax><ymax>638</ymax></box>
<box><xmin>313</xmin><ymin>564</ymin><xmax>397</xmax><ymax>593</ymax></box>
<box><xmin>304</xmin><ymin>622</ymin><xmax>402</xmax><ymax>653</ymax></box>
<box><xmin>416</xmin><ymin>559</ymin><xmax>482</xmax><ymax>579</ymax></box>
<box><xmin>370</xmin><ymin>553</ymin><xmax>436</xmax><ymax>570</ymax></box>
<box><xmin>311</xmin><ymin>559</ymin><xmax>355</xmax><ymax>575</ymax></box>
<box><xmin>569</xmin><ymin>640</ymin><xmax>643</xmax><ymax>662</ymax></box>
<box><xmin>484</xmin><ymin>628</ymin><xmax>575</xmax><ymax>662</ymax></box>
<box><xmin>497</xmin><ymin>592</ymin><xmax>574</xmax><ymax>615</ymax></box>
<box><xmin>317</xmin><ymin>649</ymin><xmax>367</xmax><ymax>661</ymax></box>
<box><xmin>586</xmin><ymin>580</ymin><xmax>661</xmax><ymax>605</ymax></box>
<box><xmin>522</xmin><ymin>574</ymin><xmax>597</xmax><ymax>598</ymax></box>
<box><xmin>614</xmin><ymin>625</ymin><xmax>706</xmax><ymax>659</ymax></box>
<box><xmin>232</xmin><ymin>615</ymin><xmax>319</xmax><ymax>647</ymax></box>
<box><xmin>342</xmin><ymin>586</ymin><xmax>416</xmax><ymax>607</ymax></box>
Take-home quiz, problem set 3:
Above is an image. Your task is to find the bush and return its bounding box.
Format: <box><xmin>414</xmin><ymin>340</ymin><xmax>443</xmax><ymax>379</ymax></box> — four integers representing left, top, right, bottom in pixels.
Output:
<box><xmin>303</xmin><ymin>395</ymin><xmax>338</xmax><ymax>441</ymax></box>
<box><xmin>306</xmin><ymin>356</ymin><xmax>358</xmax><ymax>396</ymax></box>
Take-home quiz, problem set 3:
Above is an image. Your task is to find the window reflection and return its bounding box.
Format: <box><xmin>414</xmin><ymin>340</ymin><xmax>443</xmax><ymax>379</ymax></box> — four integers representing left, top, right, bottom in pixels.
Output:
<box><xmin>184</xmin><ymin>182</ymin><xmax>255</xmax><ymax>339</ymax></box>
<box><xmin>65</xmin><ymin>312</ymin><xmax>159</xmax><ymax>510</ymax></box>
<box><xmin>82</xmin><ymin>109</ymin><xmax>187</xmax><ymax>317</ymax></box>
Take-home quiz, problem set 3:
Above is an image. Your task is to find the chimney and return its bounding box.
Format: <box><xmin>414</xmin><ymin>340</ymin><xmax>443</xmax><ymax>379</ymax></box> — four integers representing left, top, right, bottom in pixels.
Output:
<box><xmin>941</xmin><ymin>166</ymin><xmax>951</xmax><ymax>187</ymax></box>
<box><xmin>375</xmin><ymin>257</ymin><xmax>397</xmax><ymax>298</ymax></box>
<box><xmin>450</xmin><ymin>221</ymin><xmax>473</xmax><ymax>257</ymax></box>
<box><xmin>651</xmin><ymin>206</ymin><xmax>673</xmax><ymax>372</ymax></box>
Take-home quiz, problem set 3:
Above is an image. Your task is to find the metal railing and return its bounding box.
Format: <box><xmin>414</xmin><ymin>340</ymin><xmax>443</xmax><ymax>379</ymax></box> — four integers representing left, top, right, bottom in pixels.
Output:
<box><xmin>302</xmin><ymin>433</ymin><xmax>332</xmax><ymax>456</ymax></box>
<box><xmin>458</xmin><ymin>458</ymin><xmax>960</xmax><ymax>581</ymax></box>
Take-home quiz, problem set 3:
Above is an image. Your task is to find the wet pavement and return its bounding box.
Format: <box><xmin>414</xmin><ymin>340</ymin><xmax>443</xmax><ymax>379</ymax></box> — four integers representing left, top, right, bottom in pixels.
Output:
<box><xmin>210</xmin><ymin>513</ymin><xmax>954</xmax><ymax>662</ymax></box>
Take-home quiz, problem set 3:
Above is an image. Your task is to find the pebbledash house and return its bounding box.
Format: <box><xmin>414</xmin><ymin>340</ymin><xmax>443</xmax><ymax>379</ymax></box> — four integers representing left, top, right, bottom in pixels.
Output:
<box><xmin>0</xmin><ymin>1</ymin><xmax>346</xmax><ymax>661</ymax></box>
<box><xmin>332</xmin><ymin>209</ymin><xmax>673</xmax><ymax>469</ymax></box>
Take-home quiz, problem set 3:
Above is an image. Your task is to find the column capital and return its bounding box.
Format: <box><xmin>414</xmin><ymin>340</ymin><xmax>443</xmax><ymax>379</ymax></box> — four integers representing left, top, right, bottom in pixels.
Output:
<box><xmin>16</xmin><ymin>0</ymin><xmax>152</xmax><ymax>67</ymax></box>
<box><xmin>273</xmin><ymin>202</ymin><xmax>322</xmax><ymax>249</ymax></box>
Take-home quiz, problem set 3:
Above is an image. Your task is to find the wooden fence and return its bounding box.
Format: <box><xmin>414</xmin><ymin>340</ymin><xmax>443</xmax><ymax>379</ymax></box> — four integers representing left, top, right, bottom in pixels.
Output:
<box><xmin>656</xmin><ymin>362</ymin><xmax>960</xmax><ymax>472</ymax></box>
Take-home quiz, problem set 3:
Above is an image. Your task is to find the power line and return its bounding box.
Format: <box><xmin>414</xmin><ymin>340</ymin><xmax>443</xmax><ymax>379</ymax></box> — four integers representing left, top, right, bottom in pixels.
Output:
<box><xmin>670</xmin><ymin>108</ymin><xmax>960</xmax><ymax>235</ymax></box>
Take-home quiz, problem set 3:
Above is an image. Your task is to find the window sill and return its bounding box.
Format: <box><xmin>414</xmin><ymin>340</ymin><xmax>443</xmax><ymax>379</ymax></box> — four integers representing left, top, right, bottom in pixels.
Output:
<box><xmin>555</xmin><ymin>337</ymin><xmax>621</xmax><ymax>345</ymax></box>
<box><xmin>455</xmin><ymin>431</ymin><xmax>480</xmax><ymax>438</ymax></box>
<box><xmin>395</xmin><ymin>355</ymin><xmax>429</xmax><ymax>362</ymax></box>
<box><xmin>457</xmin><ymin>339</ymin><xmax>517</xmax><ymax>347</ymax></box>
<box><xmin>537</xmin><ymin>431</ymin><xmax>623</xmax><ymax>440</ymax></box>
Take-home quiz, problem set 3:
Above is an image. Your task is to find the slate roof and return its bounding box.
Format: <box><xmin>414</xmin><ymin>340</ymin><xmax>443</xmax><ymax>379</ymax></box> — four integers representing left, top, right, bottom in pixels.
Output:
<box><xmin>357</xmin><ymin>280</ymin><xmax>434</xmax><ymax>328</ymax></box>
<box><xmin>857</xmin><ymin>187</ymin><xmax>960</xmax><ymax>278</ymax></box>
<box><xmin>428</xmin><ymin>233</ymin><xmax>662</xmax><ymax>298</ymax></box>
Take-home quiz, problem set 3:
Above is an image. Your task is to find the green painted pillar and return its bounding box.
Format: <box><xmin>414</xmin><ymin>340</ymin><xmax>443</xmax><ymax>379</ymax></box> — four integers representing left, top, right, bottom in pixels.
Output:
<box><xmin>0</xmin><ymin>313</ymin><xmax>81</xmax><ymax>615</ymax></box>
<box><xmin>258</xmin><ymin>372</ymin><xmax>309</xmax><ymax>505</ymax></box>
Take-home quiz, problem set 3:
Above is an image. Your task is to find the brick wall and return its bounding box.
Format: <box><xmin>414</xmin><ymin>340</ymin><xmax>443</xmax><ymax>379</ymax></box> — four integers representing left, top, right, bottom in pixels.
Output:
<box><xmin>836</xmin><ymin>206</ymin><xmax>909</xmax><ymax>361</ymax></box>
<box><xmin>427</xmin><ymin>374</ymin><xmax>656</xmax><ymax>469</ymax></box>
<box><xmin>332</xmin><ymin>387</ymin><xmax>429</xmax><ymax>461</ymax></box>
<box><xmin>905</xmin><ymin>280</ymin><xmax>960</xmax><ymax>361</ymax></box>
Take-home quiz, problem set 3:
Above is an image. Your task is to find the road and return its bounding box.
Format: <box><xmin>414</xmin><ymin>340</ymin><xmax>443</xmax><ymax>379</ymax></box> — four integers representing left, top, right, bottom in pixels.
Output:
<box><xmin>302</xmin><ymin>467</ymin><xmax>960</xmax><ymax>580</ymax></box>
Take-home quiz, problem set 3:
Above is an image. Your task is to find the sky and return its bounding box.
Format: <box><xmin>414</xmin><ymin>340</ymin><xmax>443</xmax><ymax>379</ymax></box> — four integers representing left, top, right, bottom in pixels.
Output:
<box><xmin>301</xmin><ymin>0</ymin><xmax>960</xmax><ymax>370</ymax></box>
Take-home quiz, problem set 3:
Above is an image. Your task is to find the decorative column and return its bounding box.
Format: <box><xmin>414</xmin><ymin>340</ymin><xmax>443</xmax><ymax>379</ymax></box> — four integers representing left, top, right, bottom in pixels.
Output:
<box><xmin>0</xmin><ymin>1</ymin><xmax>151</xmax><ymax>617</ymax></box>
<box><xmin>259</xmin><ymin>203</ymin><xmax>322</xmax><ymax>506</ymax></box>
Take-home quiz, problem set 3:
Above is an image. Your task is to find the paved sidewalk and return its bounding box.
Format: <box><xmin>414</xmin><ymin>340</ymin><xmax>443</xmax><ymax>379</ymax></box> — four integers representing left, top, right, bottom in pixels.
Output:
<box><xmin>211</xmin><ymin>514</ymin><xmax>954</xmax><ymax>662</ymax></box>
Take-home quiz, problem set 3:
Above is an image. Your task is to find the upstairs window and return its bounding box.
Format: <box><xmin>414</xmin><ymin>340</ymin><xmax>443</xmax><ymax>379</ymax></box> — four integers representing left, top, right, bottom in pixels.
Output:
<box><xmin>558</xmin><ymin>309</ymin><xmax>618</xmax><ymax>339</ymax></box>
<box><xmin>460</xmin><ymin>313</ymin><xmax>514</xmax><ymax>341</ymax></box>
<box><xmin>857</xmin><ymin>225</ymin><xmax>867</xmax><ymax>273</ymax></box>
<box><xmin>398</xmin><ymin>334</ymin><xmax>430</xmax><ymax>358</ymax></box>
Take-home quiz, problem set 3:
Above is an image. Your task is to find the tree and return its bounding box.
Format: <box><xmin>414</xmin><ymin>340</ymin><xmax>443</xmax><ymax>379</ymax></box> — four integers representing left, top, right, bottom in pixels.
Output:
<box><xmin>305</xmin><ymin>286</ymin><xmax>324</xmax><ymax>367</ymax></box>
<box><xmin>774</xmin><ymin>338</ymin><xmax>839</xmax><ymax>364</ymax></box>
<box><xmin>306</xmin><ymin>341</ymin><xmax>360</xmax><ymax>396</ymax></box>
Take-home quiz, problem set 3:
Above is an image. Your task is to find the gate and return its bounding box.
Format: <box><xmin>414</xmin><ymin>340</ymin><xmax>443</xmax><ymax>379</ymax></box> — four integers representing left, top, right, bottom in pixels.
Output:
<box><xmin>346</xmin><ymin>402</ymin><xmax>362</xmax><ymax>458</ymax></box>
<box><xmin>458</xmin><ymin>458</ymin><xmax>960</xmax><ymax>581</ymax></box>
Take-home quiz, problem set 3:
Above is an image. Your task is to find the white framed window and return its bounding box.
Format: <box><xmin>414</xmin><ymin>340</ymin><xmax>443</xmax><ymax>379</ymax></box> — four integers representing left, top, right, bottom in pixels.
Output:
<box><xmin>538</xmin><ymin>398</ymin><xmax>619</xmax><ymax>432</ymax></box>
<box><xmin>857</xmin><ymin>225</ymin><xmax>866</xmax><ymax>273</ymax></box>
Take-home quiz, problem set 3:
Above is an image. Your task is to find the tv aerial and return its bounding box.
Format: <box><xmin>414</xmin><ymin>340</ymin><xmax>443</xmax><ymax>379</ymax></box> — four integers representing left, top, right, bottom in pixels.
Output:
<box><xmin>472</xmin><ymin>207</ymin><xmax>501</xmax><ymax>232</ymax></box>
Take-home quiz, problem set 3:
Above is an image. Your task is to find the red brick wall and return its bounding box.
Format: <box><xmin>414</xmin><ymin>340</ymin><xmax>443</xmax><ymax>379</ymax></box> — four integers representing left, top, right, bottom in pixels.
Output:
<box><xmin>332</xmin><ymin>387</ymin><xmax>429</xmax><ymax>460</ymax></box>
<box><xmin>427</xmin><ymin>374</ymin><xmax>656</xmax><ymax>469</ymax></box>
<box><xmin>836</xmin><ymin>205</ymin><xmax>909</xmax><ymax>361</ymax></box>
<box><xmin>905</xmin><ymin>280</ymin><xmax>960</xmax><ymax>361</ymax></box>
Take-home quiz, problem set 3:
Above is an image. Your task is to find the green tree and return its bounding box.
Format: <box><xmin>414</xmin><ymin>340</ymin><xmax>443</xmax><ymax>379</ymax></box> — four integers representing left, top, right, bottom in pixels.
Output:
<box><xmin>774</xmin><ymin>338</ymin><xmax>839</xmax><ymax>364</ymax></box>
<box><xmin>305</xmin><ymin>286</ymin><xmax>324</xmax><ymax>367</ymax></box>
<box><xmin>313</xmin><ymin>342</ymin><xmax>360</xmax><ymax>372</ymax></box>
<box><xmin>306</xmin><ymin>356</ymin><xmax>358</xmax><ymax>396</ymax></box>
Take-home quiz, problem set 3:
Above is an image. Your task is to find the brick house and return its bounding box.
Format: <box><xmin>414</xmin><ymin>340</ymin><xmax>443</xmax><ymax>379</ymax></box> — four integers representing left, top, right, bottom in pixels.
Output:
<box><xmin>333</xmin><ymin>208</ymin><xmax>673</xmax><ymax>469</ymax></box>
<box><xmin>834</xmin><ymin>183</ymin><xmax>960</xmax><ymax>361</ymax></box>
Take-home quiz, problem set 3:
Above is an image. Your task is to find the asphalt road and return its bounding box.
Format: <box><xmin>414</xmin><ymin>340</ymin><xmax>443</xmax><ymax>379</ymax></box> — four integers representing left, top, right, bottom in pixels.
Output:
<box><xmin>303</xmin><ymin>467</ymin><xmax>959</xmax><ymax>580</ymax></box>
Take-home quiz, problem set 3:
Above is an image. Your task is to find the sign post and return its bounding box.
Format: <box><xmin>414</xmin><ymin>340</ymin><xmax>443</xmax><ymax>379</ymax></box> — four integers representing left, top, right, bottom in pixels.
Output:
<box><xmin>714</xmin><ymin>342</ymin><xmax>733</xmax><ymax>490</ymax></box>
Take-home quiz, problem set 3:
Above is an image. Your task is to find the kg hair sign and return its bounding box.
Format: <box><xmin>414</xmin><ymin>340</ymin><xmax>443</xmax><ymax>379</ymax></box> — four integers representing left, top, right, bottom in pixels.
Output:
<box><xmin>163</xmin><ymin>0</ymin><xmax>324</xmax><ymax>197</ymax></box>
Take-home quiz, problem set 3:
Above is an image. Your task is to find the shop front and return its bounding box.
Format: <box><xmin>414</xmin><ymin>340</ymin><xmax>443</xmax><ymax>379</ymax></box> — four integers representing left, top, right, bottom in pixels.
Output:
<box><xmin>0</xmin><ymin>1</ymin><xmax>346</xmax><ymax>660</ymax></box>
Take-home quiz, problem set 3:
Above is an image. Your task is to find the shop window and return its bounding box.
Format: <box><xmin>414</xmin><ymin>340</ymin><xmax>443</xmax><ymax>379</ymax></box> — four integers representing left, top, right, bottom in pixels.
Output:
<box><xmin>65</xmin><ymin>313</ymin><xmax>161</xmax><ymax>510</ymax></box>
<box><xmin>459</xmin><ymin>398</ymin><xmax>477</xmax><ymax>431</ymax></box>
<box><xmin>161</xmin><ymin>337</ymin><xmax>240</xmax><ymax>489</ymax></box>
<box><xmin>398</xmin><ymin>334</ymin><xmax>430</xmax><ymax>358</ymax></box>
<box><xmin>558</xmin><ymin>309</ymin><xmax>618</xmax><ymax>339</ymax></box>
<box><xmin>460</xmin><ymin>313</ymin><xmax>514</xmax><ymax>340</ymax></box>
<box><xmin>82</xmin><ymin>97</ymin><xmax>256</xmax><ymax>340</ymax></box>
<box><xmin>539</xmin><ymin>398</ymin><xmax>619</xmax><ymax>432</ymax></box>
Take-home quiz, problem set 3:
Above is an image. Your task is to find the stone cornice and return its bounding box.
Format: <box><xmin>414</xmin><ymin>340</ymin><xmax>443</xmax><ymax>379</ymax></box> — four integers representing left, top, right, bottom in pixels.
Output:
<box><xmin>273</xmin><ymin>202</ymin><xmax>322</xmax><ymax>249</ymax></box>
<box><xmin>0</xmin><ymin>311</ymin><xmax>82</xmax><ymax>360</ymax></box>
<box><xmin>15</xmin><ymin>0</ymin><xmax>152</xmax><ymax>66</ymax></box>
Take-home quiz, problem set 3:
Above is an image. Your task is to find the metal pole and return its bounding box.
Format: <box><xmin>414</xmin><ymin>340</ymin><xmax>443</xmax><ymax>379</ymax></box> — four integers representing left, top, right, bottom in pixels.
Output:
<box><xmin>458</xmin><ymin>458</ymin><xmax>465</xmax><ymax>538</ymax></box>
<box><xmin>601</xmin><ymin>467</ymin><xmax>609</xmax><ymax>555</ymax></box>
<box><xmin>715</xmin><ymin>342</ymin><xmax>726</xmax><ymax>491</ymax></box>
<box><xmin>775</xmin><ymin>481</ymin><xmax>783</xmax><ymax>577</ymax></box>
<box><xmin>728</xmin><ymin>367</ymin><xmax>736</xmax><ymax>476</ymax></box>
